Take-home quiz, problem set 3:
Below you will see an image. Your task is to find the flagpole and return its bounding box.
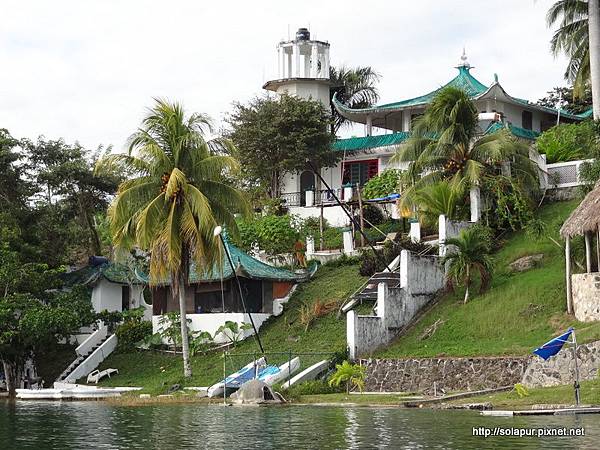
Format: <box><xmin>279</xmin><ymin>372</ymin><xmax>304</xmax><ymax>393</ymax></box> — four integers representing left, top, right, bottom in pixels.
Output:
<box><xmin>572</xmin><ymin>328</ymin><xmax>581</xmax><ymax>406</ymax></box>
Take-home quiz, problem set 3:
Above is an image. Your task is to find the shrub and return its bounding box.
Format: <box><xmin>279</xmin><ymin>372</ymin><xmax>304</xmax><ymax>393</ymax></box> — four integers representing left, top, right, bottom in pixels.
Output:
<box><xmin>328</xmin><ymin>361</ymin><xmax>366</xmax><ymax>394</ymax></box>
<box><xmin>96</xmin><ymin>309</ymin><xmax>123</xmax><ymax>332</ymax></box>
<box><xmin>363</xmin><ymin>169</ymin><xmax>401</xmax><ymax>200</ymax></box>
<box><xmin>116</xmin><ymin>320</ymin><xmax>152</xmax><ymax>352</ymax></box>
<box><xmin>536</xmin><ymin>121</ymin><xmax>596</xmax><ymax>163</ymax></box>
<box><xmin>356</xmin><ymin>204</ymin><xmax>385</xmax><ymax>227</ymax></box>
<box><xmin>283</xmin><ymin>379</ymin><xmax>343</xmax><ymax>400</ymax></box>
<box><xmin>298</xmin><ymin>299</ymin><xmax>338</xmax><ymax>331</ymax></box>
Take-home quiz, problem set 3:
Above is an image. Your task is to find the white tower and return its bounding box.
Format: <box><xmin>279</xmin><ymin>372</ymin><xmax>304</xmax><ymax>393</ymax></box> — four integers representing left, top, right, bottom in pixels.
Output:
<box><xmin>263</xmin><ymin>28</ymin><xmax>331</xmax><ymax>108</ymax></box>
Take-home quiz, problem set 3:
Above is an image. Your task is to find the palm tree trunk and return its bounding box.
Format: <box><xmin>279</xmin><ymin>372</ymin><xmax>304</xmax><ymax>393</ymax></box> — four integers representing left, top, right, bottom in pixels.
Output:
<box><xmin>177</xmin><ymin>272</ymin><xmax>192</xmax><ymax>378</ymax></box>
<box><xmin>463</xmin><ymin>265</ymin><xmax>470</xmax><ymax>304</ymax></box>
<box><xmin>590</xmin><ymin>0</ymin><xmax>600</xmax><ymax>119</ymax></box>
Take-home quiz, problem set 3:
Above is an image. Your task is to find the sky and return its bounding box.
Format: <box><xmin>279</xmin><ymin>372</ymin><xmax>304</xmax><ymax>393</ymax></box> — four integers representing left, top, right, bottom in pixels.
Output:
<box><xmin>0</xmin><ymin>0</ymin><xmax>569</xmax><ymax>151</ymax></box>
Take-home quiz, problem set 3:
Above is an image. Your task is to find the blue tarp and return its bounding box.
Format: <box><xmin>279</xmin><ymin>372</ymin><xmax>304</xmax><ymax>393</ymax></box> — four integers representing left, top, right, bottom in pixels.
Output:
<box><xmin>533</xmin><ymin>328</ymin><xmax>573</xmax><ymax>361</ymax></box>
<box><xmin>366</xmin><ymin>193</ymin><xmax>401</xmax><ymax>203</ymax></box>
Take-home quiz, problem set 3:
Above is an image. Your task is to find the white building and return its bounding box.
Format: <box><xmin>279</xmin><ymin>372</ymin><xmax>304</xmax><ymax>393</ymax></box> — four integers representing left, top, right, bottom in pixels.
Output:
<box><xmin>263</xmin><ymin>32</ymin><xmax>590</xmax><ymax>226</ymax></box>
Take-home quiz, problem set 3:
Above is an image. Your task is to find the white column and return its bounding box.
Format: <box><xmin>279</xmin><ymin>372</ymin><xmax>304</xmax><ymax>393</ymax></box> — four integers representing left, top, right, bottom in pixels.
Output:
<box><xmin>323</xmin><ymin>46</ymin><xmax>330</xmax><ymax>78</ymax></box>
<box><xmin>409</xmin><ymin>221</ymin><xmax>421</xmax><ymax>243</ymax></box>
<box><xmin>342</xmin><ymin>229</ymin><xmax>354</xmax><ymax>254</ymax></box>
<box><xmin>305</xmin><ymin>190</ymin><xmax>314</xmax><ymax>207</ymax></box>
<box><xmin>366</xmin><ymin>115</ymin><xmax>373</xmax><ymax>136</ymax></box>
<box><xmin>438</xmin><ymin>214</ymin><xmax>447</xmax><ymax>257</ymax></box>
<box><xmin>402</xmin><ymin>110</ymin><xmax>412</xmax><ymax>131</ymax></box>
<box><xmin>294</xmin><ymin>44</ymin><xmax>300</xmax><ymax>77</ymax></box>
<box><xmin>347</xmin><ymin>310</ymin><xmax>357</xmax><ymax>361</ymax></box>
<box><xmin>310</xmin><ymin>43</ymin><xmax>318</xmax><ymax>77</ymax></box>
<box><xmin>343</xmin><ymin>186</ymin><xmax>353</xmax><ymax>202</ymax></box>
<box><xmin>400</xmin><ymin>250</ymin><xmax>409</xmax><ymax>289</ymax></box>
<box><xmin>279</xmin><ymin>47</ymin><xmax>285</xmax><ymax>78</ymax></box>
<box><xmin>470</xmin><ymin>186</ymin><xmax>481</xmax><ymax>223</ymax></box>
<box><xmin>306</xmin><ymin>236</ymin><xmax>315</xmax><ymax>256</ymax></box>
<box><xmin>566</xmin><ymin>236</ymin><xmax>573</xmax><ymax>314</ymax></box>
<box><xmin>287</xmin><ymin>50</ymin><xmax>292</xmax><ymax>80</ymax></box>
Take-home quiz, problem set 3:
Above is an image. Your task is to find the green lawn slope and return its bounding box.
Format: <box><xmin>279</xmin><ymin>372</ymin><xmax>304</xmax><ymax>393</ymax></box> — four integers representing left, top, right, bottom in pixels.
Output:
<box><xmin>377</xmin><ymin>199</ymin><xmax>600</xmax><ymax>358</ymax></box>
<box><xmin>96</xmin><ymin>262</ymin><xmax>367</xmax><ymax>393</ymax></box>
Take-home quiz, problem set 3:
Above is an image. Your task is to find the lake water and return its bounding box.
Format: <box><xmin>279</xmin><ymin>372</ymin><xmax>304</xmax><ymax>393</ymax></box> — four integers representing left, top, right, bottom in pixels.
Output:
<box><xmin>1</xmin><ymin>401</ymin><xmax>599</xmax><ymax>449</ymax></box>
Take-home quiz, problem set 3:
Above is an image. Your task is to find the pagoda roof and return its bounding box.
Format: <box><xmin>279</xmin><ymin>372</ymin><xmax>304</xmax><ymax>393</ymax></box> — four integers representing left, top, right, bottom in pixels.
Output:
<box><xmin>332</xmin><ymin>120</ymin><xmax>540</xmax><ymax>153</ymax></box>
<box><xmin>333</xmin><ymin>64</ymin><xmax>589</xmax><ymax>127</ymax></box>
<box><xmin>61</xmin><ymin>261</ymin><xmax>141</xmax><ymax>287</ymax></box>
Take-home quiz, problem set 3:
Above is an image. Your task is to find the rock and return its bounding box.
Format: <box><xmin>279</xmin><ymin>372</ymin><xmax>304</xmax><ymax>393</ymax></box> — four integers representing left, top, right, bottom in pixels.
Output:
<box><xmin>167</xmin><ymin>384</ymin><xmax>181</xmax><ymax>394</ymax></box>
<box><xmin>139</xmin><ymin>394</ymin><xmax>151</xmax><ymax>399</ymax></box>
<box><xmin>230</xmin><ymin>379</ymin><xmax>284</xmax><ymax>404</ymax></box>
<box><xmin>509</xmin><ymin>254</ymin><xmax>544</xmax><ymax>272</ymax></box>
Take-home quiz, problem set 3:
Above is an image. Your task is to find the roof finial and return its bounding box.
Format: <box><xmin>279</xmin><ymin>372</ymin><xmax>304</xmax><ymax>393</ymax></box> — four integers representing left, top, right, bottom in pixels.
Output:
<box><xmin>458</xmin><ymin>47</ymin><xmax>471</xmax><ymax>70</ymax></box>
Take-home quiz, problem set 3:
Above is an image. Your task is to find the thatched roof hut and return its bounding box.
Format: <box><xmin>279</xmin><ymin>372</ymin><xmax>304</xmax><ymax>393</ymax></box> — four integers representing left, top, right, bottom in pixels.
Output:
<box><xmin>560</xmin><ymin>183</ymin><xmax>600</xmax><ymax>315</ymax></box>
<box><xmin>560</xmin><ymin>184</ymin><xmax>600</xmax><ymax>238</ymax></box>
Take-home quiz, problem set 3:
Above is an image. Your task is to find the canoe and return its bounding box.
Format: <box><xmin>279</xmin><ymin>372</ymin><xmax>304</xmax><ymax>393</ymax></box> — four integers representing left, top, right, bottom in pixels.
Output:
<box><xmin>207</xmin><ymin>357</ymin><xmax>266</xmax><ymax>398</ymax></box>
<box><xmin>258</xmin><ymin>357</ymin><xmax>301</xmax><ymax>386</ymax></box>
<box><xmin>281</xmin><ymin>359</ymin><xmax>329</xmax><ymax>389</ymax></box>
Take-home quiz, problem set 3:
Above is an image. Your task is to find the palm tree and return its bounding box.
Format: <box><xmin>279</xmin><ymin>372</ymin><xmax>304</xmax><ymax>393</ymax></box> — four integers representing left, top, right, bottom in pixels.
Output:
<box><xmin>329</xmin><ymin>66</ymin><xmax>380</xmax><ymax>133</ymax></box>
<box><xmin>392</xmin><ymin>87</ymin><xmax>537</xmax><ymax>210</ymax></box>
<box><xmin>328</xmin><ymin>361</ymin><xmax>366</xmax><ymax>394</ymax></box>
<box><xmin>589</xmin><ymin>0</ymin><xmax>600</xmax><ymax>118</ymax></box>
<box><xmin>442</xmin><ymin>227</ymin><xmax>493</xmax><ymax>304</ymax></box>
<box><xmin>547</xmin><ymin>0</ymin><xmax>590</xmax><ymax>98</ymax></box>
<box><xmin>411</xmin><ymin>181</ymin><xmax>466</xmax><ymax>226</ymax></box>
<box><xmin>96</xmin><ymin>99</ymin><xmax>249</xmax><ymax>377</ymax></box>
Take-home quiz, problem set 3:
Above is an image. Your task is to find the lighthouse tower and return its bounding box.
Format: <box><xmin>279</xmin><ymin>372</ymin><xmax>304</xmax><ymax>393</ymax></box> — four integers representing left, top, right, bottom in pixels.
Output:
<box><xmin>263</xmin><ymin>28</ymin><xmax>330</xmax><ymax>108</ymax></box>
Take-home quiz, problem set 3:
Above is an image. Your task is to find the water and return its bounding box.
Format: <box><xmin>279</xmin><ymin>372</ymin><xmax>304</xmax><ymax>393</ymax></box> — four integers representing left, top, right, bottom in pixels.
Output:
<box><xmin>1</xmin><ymin>401</ymin><xmax>598</xmax><ymax>449</ymax></box>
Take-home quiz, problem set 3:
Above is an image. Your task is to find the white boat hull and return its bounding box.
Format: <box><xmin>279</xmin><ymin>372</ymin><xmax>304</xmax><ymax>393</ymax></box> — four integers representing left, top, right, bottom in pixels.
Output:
<box><xmin>282</xmin><ymin>359</ymin><xmax>329</xmax><ymax>389</ymax></box>
<box><xmin>259</xmin><ymin>357</ymin><xmax>301</xmax><ymax>386</ymax></box>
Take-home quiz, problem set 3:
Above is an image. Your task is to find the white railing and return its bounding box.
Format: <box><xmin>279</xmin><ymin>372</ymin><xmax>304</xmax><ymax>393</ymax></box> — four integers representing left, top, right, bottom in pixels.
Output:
<box><xmin>75</xmin><ymin>323</ymin><xmax>107</xmax><ymax>357</ymax></box>
<box><xmin>66</xmin><ymin>334</ymin><xmax>118</xmax><ymax>383</ymax></box>
<box><xmin>546</xmin><ymin>159</ymin><xmax>592</xmax><ymax>188</ymax></box>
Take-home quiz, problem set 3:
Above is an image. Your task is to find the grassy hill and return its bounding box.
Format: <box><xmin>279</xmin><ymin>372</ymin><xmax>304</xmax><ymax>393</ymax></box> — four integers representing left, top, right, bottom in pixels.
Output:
<box><xmin>96</xmin><ymin>199</ymin><xmax>600</xmax><ymax>394</ymax></box>
<box><xmin>96</xmin><ymin>262</ymin><xmax>368</xmax><ymax>393</ymax></box>
<box><xmin>377</xmin><ymin>199</ymin><xmax>600</xmax><ymax>358</ymax></box>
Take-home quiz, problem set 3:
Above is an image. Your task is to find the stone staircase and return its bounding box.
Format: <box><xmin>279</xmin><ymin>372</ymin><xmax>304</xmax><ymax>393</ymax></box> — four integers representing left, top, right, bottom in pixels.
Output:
<box><xmin>57</xmin><ymin>334</ymin><xmax>111</xmax><ymax>382</ymax></box>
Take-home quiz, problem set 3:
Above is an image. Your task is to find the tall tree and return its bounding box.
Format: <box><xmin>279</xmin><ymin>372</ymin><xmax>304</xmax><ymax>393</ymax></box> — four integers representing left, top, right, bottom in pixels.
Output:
<box><xmin>329</xmin><ymin>66</ymin><xmax>381</xmax><ymax>133</ymax></box>
<box><xmin>97</xmin><ymin>99</ymin><xmax>249</xmax><ymax>377</ymax></box>
<box><xmin>226</xmin><ymin>94</ymin><xmax>337</xmax><ymax>198</ymax></box>
<box><xmin>547</xmin><ymin>0</ymin><xmax>590</xmax><ymax>97</ymax></box>
<box><xmin>589</xmin><ymin>0</ymin><xmax>600</xmax><ymax>118</ymax></box>
<box><xmin>536</xmin><ymin>85</ymin><xmax>592</xmax><ymax>114</ymax></box>
<box><xmin>392</xmin><ymin>87</ymin><xmax>537</xmax><ymax>209</ymax></box>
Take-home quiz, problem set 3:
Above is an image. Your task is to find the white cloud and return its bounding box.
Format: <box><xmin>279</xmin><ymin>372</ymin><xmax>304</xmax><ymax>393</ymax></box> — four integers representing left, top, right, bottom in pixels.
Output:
<box><xmin>0</xmin><ymin>0</ymin><xmax>569</xmax><ymax>149</ymax></box>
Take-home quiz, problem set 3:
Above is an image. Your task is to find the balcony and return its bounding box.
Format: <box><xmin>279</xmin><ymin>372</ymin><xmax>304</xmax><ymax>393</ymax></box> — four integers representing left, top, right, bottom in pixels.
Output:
<box><xmin>280</xmin><ymin>187</ymin><xmax>355</xmax><ymax>208</ymax></box>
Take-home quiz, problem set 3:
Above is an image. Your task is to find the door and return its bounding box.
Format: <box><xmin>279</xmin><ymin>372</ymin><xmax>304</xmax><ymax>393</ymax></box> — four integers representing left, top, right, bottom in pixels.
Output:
<box><xmin>299</xmin><ymin>170</ymin><xmax>315</xmax><ymax>206</ymax></box>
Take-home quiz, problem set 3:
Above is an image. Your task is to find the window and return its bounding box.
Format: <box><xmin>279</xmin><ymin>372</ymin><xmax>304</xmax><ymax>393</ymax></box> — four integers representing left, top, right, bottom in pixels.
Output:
<box><xmin>522</xmin><ymin>111</ymin><xmax>533</xmax><ymax>130</ymax></box>
<box><xmin>342</xmin><ymin>159</ymin><xmax>378</xmax><ymax>186</ymax></box>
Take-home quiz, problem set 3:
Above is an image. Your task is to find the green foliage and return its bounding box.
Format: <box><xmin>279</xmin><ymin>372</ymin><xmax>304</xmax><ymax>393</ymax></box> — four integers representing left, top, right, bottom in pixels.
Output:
<box><xmin>537</xmin><ymin>86</ymin><xmax>592</xmax><ymax>115</ymax></box>
<box><xmin>116</xmin><ymin>320</ymin><xmax>152</xmax><ymax>352</ymax></box>
<box><xmin>413</xmin><ymin>180</ymin><xmax>467</xmax><ymax>226</ymax></box>
<box><xmin>214</xmin><ymin>321</ymin><xmax>252</xmax><ymax>346</ymax></box>
<box><xmin>356</xmin><ymin>204</ymin><xmax>385</xmax><ymax>227</ymax></box>
<box><xmin>189</xmin><ymin>331</ymin><xmax>214</xmax><ymax>356</ymax></box>
<box><xmin>96</xmin><ymin>309</ymin><xmax>123</xmax><ymax>333</ymax></box>
<box><xmin>283</xmin><ymin>379</ymin><xmax>343</xmax><ymax>400</ymax></box>
<box><xmin>226</xmin><ymin>93</ymin><xmax>337</xmax><ymax>198</ymax></box>
<box><xmin>328</xmin><ymin>361</ymin><xmax>366</xmax><ymax>394</ymax></box>
<box><xmin>256</xmin><ymin>215</ymin><xmax>300</xmax><ymax>255</ymax></box>
<box><xmin>442</xmin><ymin>227</ymin><xmax>494</xmax><ymax>303</ymax></box>
<box><xmin>536</xmin><ymin>121</ymin><xmax>597</xmax><ymax>163</ymax></box>
<box><xmin>362</xmin><ymin>169</ymin><xmax>400</xmax><ymax>200</ymax></box>
<box><xmin>482</xmin><ymin>176</ymin><xmax>534</xmax><ymax>232</ymax></box>
<box><xmin>158</xmin><ymin>311</ymin><xmax>191</xmax><ymax>352</ymax></box>
<box><xmin>514</xmin><ymin>383</ymin><xmax>530</xmax><ymax>398</ymax></box>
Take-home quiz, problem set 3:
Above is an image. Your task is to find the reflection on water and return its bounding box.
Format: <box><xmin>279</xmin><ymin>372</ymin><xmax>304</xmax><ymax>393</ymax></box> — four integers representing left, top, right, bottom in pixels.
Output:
<box><xmin>0</xmin><ymin>401</ymin><xmax>599</xmax><ymax>449</ymax></box>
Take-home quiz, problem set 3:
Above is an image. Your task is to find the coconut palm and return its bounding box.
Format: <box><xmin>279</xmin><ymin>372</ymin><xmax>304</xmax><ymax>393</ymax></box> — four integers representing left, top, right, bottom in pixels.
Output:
<box><xmin>392</xmin><ymin>87</ymin><xmax>537</xmax><ymax>210</ymax></box>
<box><xmin>330</xmin><ymin>66</ymin><xmax>380</xmax><ymax>133</ymax></box>
<box><xmin>411</xmin><ymin>181</ymin><xmax>466</xmax><ymax>226</ymax></box>
<box><xmin>589</xmin><ymin>0</ymin><xmax>600</xmax><ymax>118</ymax></box>
<box><xmin>442</xmin><ymin>227</ymin><xmax>493</xmax><ymax>304</ymax></box>
<box><xmin>96</xmin><ymin>99</ymin><xmax>249</xmax><ymax>377</ymax></box>
<box><xmin>547</xmin><ymin>0</ymin><xmax>590</xmax><ymax>97</ymax></box>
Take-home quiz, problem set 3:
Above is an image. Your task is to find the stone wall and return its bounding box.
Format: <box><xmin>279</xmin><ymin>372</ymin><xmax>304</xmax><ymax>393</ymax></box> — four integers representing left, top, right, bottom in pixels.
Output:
<box><xmin>572</xmin><ymin>273</ymin><xmax>600</xmax><ymax>322</ymax></box>
<box><xmin>362</xmin><ymin>357</ymin><xmax>530</xmax><ymax>394</ymax></box>
<box><xmin>522</xmin><ymin>340</ymin><xmax>600</xmax><ymax>388</ymax></box>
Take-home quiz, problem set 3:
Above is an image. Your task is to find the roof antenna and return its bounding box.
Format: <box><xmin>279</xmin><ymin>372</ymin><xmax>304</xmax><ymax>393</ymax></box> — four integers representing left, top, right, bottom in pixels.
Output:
<box><xmin>287</xmin><ymin>24</ymin><xmax>290</xmax><ymax>40</ymax></box>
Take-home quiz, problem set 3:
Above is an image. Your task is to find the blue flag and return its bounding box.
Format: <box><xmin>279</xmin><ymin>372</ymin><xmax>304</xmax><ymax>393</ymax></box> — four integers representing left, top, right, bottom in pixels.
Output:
<box><xmin>533</xmin><ymin>328</ymin><xmax>573</xmax><ymax>360</ymax></box>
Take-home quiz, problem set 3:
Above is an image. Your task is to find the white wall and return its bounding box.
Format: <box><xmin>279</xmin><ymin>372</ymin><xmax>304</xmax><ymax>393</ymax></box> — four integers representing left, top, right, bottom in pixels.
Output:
<box><xmin>91</xmin><ymin>279</ymin><xmax>150</xmax><ymax>318</ymax></box>
<box><xmin>152</xmin><ymin>313</ymin><xmax>271</xmax><ymax>344</ymax></box>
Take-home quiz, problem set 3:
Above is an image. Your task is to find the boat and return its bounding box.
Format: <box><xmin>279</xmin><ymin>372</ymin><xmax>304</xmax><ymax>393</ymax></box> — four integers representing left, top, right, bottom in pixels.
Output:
<box><xmin>15</xmin><ymin>385</ymin><xmax>139</xmax><ymax>400</ymax></box>
<box><xmin>258</xmin><ymin>357</ymin><xmax>301</xmax><ymax>386</ymax></box>
<box><xmin>207</xmin><ymin>357</ymin><xmax>267</xmax><ymax>398</ymax></box>
<box><xmin>281</xmin><ymin>359</ymin><xmax>329</xmax><ymax>389</ymax></box>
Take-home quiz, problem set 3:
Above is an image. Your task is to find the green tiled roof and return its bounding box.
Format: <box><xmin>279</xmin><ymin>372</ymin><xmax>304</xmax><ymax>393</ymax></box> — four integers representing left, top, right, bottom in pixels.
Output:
<box><xmin>333</xmin><ymin>120</ymin><xmax>540</xmax><ymax>153</ymax></box>
<box><xmin>64</xmin><ymin>241</ymin><xmax>305</xmax><ymax>287</ymax></box>
<box><xmin>484</xmin><ymin>121</ymin><xmax>540</xmax><ymax>140</ymax></box>
<box><xmin>62</xmin><ymin>262</ymin><xmax>137</xmax><ymax>286</ymax></box>
<box><xmin>333</xmin><ymin>132</ymin><xmax>410</xmax><ymax>152</ymax></box>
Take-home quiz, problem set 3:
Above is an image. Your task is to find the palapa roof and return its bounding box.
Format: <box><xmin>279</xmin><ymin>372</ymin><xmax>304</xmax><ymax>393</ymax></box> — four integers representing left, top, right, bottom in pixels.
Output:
<box><xmin>560</xmin><ymin>184</ymin><xmax>600</xmax><ymax>238</ymax></box>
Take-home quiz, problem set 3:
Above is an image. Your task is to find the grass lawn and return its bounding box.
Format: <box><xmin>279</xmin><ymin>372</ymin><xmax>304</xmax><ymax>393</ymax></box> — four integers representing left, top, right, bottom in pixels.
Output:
<box><xmin>377</xmin><ymin>199</ymin><xmax>600</xmax><ymax>358</ymax></box>
<box><xmin>96</xmin><ymin>262</ymin><xmax>368</xmax><ymax>394</ymax></box>
<box><xmin>450</xmin><ymin>378</ymin><xmax>600</xmax><ymax>409</ymax></box>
